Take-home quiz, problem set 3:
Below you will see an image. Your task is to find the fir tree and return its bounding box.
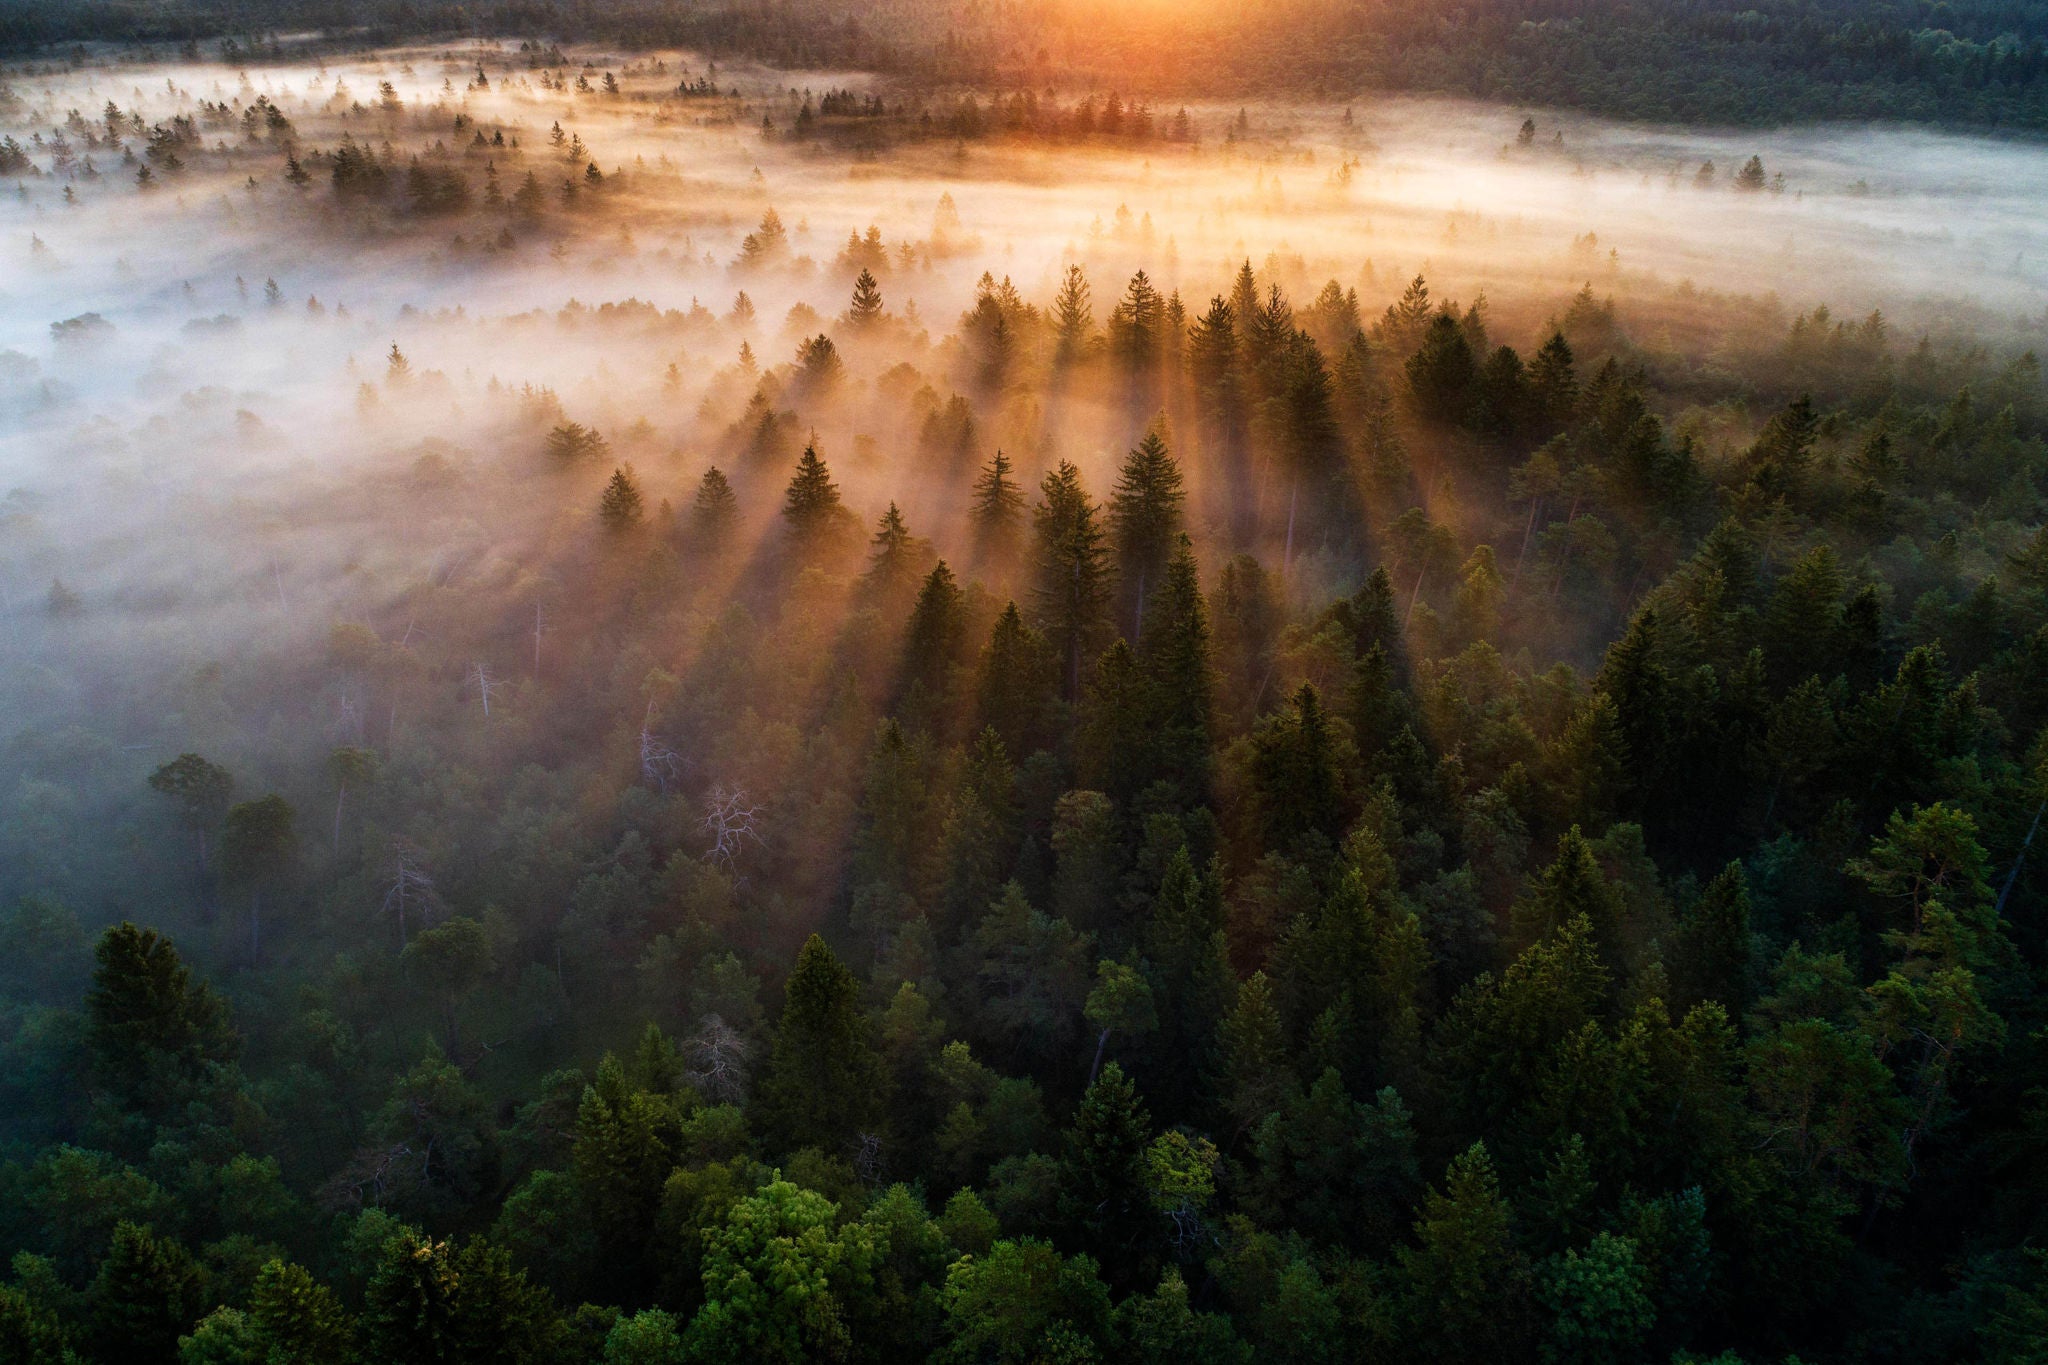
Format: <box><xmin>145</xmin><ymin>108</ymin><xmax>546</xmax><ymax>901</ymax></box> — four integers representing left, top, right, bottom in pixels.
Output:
<box><xmin>847</xmin><ymin>267</ymin><xmax>884</xmax><ymax>327</ymax></box>
<box><xmin>782</xmin><ymin>443</ymin><xmax>844</xmax><ymax>541</ymax></box>
<box><xmin>970</xmin><ymin>448</ymin><xmax>1025</xmax><ymax>567</ymax></box>
<box><xmin>755</xmin><ymin>934</ymin><xmax>884</xmax><ymax>1152</ymax></box>
<box><xmin>1053</xmin><ymin>264</ymin><xmax>1094</xmax><ymax>364</ymax></box>
<box><xmin>977</xmin><ymin>602</ymin><xmax>1058</xmax><ymax>758</ymax></box>
<box><xmin>1110</xmin><ymin>431</ymin><xmax>1187</xmax><ymax>640</ymax></box>
<box><xmin>690</xmin><ymin>465</ymin><xmax>738</xmax><ymax>542</ymax></box>
<box><xmin>598</xmin><ymin>465</ymin><xmax>644</xmax><ymax>531</ymax></box>
<box><xmin>901</xmin><ymin>562</ymin><xmax>966</xmax><ymax>706</ymax></box>
<box><xmin>1031</xmin><ymin>460</ymin><xmax>1111</xmax><ymax>701</ymax></box>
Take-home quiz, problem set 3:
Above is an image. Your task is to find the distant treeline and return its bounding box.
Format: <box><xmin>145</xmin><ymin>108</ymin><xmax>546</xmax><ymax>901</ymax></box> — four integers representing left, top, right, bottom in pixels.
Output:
<box><xmin>4</xmin><ymin>0</ymin><xmax>2047</xmax><ymax>131</ymax></box>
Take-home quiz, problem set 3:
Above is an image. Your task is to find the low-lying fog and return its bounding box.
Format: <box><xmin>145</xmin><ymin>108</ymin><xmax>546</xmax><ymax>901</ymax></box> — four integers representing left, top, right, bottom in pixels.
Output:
<box><xmin>1</xmin><ymin>40</ymin><xmax>2044</xmax><ymax>904</ymax></box>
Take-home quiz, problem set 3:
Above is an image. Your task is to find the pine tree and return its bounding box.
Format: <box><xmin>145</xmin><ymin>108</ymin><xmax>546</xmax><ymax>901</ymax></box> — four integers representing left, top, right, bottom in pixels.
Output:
<box><xmin>1059</xmin><ymin>1061</ymin><xmax>1154</xmax><ymax>1281</ymax></box>
<box><xmin>1143</xmin><ymin>848</ymin><xmax>1233</xmax><ymax>1120</ymax></box>
<box><xmin>690</xmin><ymin>465</ymin><xmax>737</xmax><ymax>542</ymax></box>
<box><xmin>1214</xmin><ymin>971</ymin><xmax>1291</xmax><ymax>1138</ymax></box>
<box><xmin>1406</xmin><ymin>311</ymin><xmax>1478</xmax><ymax>424</ymax></box>
<box><xmin>1394</xmin><ymin>1143</ymin><xmax>1534</xmax><ymax>1364</ymax></box>
<box><xmin>1672</xmin><ymin>861</ymin><xmax>1755</xmax><ymax>1013</ymax></box>
<box><xmin>970</xmin><ymin>448</ymin><xmax>1025</xmax><ymax>567</ymax></box>
<box><xmin>599</xmin><ymin>465</ymin><xmax>644</xmax><ymax>531</ymax></box>
<box><xmin>782</xmin><ymin>443</ymin><xmax>844</xmax><ymax>541</ymax></box>
<box><xmin>1110</xmin><ymin>432</ymin><xmax>1187</xmax><ymax>640</ymax></box>
<box><xmin>87</xmin><ymin>1222</ymin><xmax>207</xmax><ymax>1365</ymax></box>
<box><xmin>1053</xmin><ymin>264</ymin><xmax>1094</xmax><ymax>364</ymax></box>
<box><xmin>1137</xmin><ymin>536</ymin><xmax>1214</xmax><ymax>802</ymax></box>
<box><xmin>847</xmin><ymin>267</ymin><xmax>884</xmax><ymax>327</ymax></box>
<box><xmin>901</xmin><ymin>562</ymin><xmax>966</xmax><ymax>706</ymax></box>
<box><xmin>1249</xmin><ymin>685</ymin><xmax>1348</xmax><ymax>853</ymax></box>
<box><xmin>147</xmin><ymin>752</ymin><xmax>234</xmax><ymax>875</ymax></box>
<box><xmin>755</xmin><ymin>935</ymin><xmax>884</xmax><ymax>1153</ymax></box>
<box><xmin>1527</xmin><ymin>329</ymin><xmax>1578</xmax><ymax>426</ymax></box>
<box><xmin>86</xmin><ymin>923</ymin><xmax>239</xmax><ymax>1123</ymax></box>
<box><xmin>1109</xmin><ymin>269</ymin><xmax>1164</xmax><ymax>398</ymax></box>
<box><xmin>248</xmin><ymin>1259</ymin><xmax>353</xmax><ymax>1365</ymax></box>
<box><xmin>220</xmin><ymin>793</ymin><xmax>297</xmax><ymax>961</ymax></box>
<box><xmin>977</xmin><ymin>602</ymin><xmax>1058</xmax><ymax>758</ymax></box>
<box><xmin>1031</xmin><ymin>460</ymin><xmax>1110</xmax><ymax>701</ymax></box>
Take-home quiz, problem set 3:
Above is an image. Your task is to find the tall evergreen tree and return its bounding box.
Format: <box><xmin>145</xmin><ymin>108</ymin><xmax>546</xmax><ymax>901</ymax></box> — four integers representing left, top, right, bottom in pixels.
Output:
<box><xmin>87</xmin><ymin>922</ymin><xmax>238</xmax><ymax>1123</ymax></box>
<box><xmin>691</xmin><ymin>465</ymin><xmax>738</xmax><ymax>544</ymax></box>
<box><xmin>782</xmin><ymin>443</ymin><xmax>845</xmax><ymax>543</ymax></box>
<box><xmin>847</xmin><ymin>267</ymin><xmax>884</xmax><ymax>327</ymax></box>
<box><xmin>901</xmin><ymin>562</ymin><xmax>966</xmax><ymax>708</ymax></box>
<box><xmin>970</xmin><ymin>449</ymin><xmax>1026</xmax><ymax>568</ymax></box>
<box><xmin>1138</xmin><ymin>536</ymin><xmax>1214</xmax><ymax>802</ymax></box>
<box><xmin>1053</xmin><ymin>264</ymin><xmax>1095</xmax><ymax>364</ymax></box>
<box><xmin>598</xmin><ymin>465</ymin><xmax>644</xmax><ymax>531</ymax></box>
<box><xmin>1110</xmin><ymin>432</ymin><xmax>1187</xmax><ymax>640</ymax></box>
<box><xmin>755</xmin><ymin>935</ymin><xmax>885</xmax><ymax>1153</ymax></box>
<box><xmin>977</xmin><ymin>602</ymin><xmax>1059</xmax><ymax>758</ymax></box>
<box><xmin>1394</xmin><ymin>1143</ymin><xmax>1534</xmax><ymax>1364</ymax></box>
<box><xmin>1031</xmin><ymin>460</ymin><xmax>1111</xmax><ymax>701</ymax></box>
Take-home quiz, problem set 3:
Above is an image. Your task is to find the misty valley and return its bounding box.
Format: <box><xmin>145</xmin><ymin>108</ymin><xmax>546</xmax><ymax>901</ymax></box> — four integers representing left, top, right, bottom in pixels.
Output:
<box><xmin>2</xmin><ymin>33</ymin><xmax>2048</xmax><ymax>1365</ymax></box>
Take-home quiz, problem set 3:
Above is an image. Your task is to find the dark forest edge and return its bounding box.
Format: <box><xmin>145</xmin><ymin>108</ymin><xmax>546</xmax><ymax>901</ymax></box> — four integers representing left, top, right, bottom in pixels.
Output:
<box><xmin>4</xmin><ymin>0</ymin><xmax>2048</xmax><ymax>131</ymax></box>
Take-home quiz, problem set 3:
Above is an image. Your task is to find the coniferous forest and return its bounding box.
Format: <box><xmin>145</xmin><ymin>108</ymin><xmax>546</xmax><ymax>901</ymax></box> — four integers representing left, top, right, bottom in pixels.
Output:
<box><xmin>2</xmin><ymin>28</ymin><xmax>2048</xmax><ymax>1365</ymax></box>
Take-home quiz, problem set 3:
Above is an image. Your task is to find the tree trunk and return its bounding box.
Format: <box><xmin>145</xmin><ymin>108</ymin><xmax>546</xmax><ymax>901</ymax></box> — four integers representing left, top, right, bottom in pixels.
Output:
<box><xmin>1087</xmin><ymin>1027</ymin><xmax>1111</xmax><ymax>1088</ymax></box>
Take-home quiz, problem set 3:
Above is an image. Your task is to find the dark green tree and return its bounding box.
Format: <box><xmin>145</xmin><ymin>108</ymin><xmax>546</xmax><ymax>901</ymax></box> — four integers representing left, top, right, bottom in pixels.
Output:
<box><xmin>1110</xmin><ymin>431</ymin><xmax>1187</xmax><ymax>640</ymax></box>
<box><xmin>755</xmin><ymin>935</ymin><xmax>884</xmax><ymax>1153</ymax></box>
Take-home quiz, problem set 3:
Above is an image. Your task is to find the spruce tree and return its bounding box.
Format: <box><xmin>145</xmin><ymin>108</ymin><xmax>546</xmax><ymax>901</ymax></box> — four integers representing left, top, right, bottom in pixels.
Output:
<box><xmin>598</xmin><ymin>465</ymin><xmax>644</xmax><ymax>531</ymax></box>
<box><xmin>1137</xmin><ymin>536</ymin><xmax>1214</xmax><ymax>802</ymax></box>
<box><xmin>1394</xmin><ymin>1143</ymin><xmax>1534</xmax><ymax>1364</ymax></box>
<box><xmin>1672</xmin><ymin>861</ymin><xmax>1756</xmax><ymax>1013</ymax></box>
<box><xmin>782</xmin><ymin>443</ymin><xmax>844</xmax><ymax>541</ymax></box>
<box><xmin>977</xmin><ymin>602</ymin><xmax>1058</xmax><ymax>758</ymax></box>
<box><xmin>847</xmin><ymin>267</ymin><xmax>884</xmax><ymax>327</ymax></box>
<box><xmin>1214</xmin><ymin>971</ymin><xmax>1291</xmax><ymax>1138</ymax></box>
<box><xmin>1143</xmin><ymin>848</ymin><xmax>1233</xmax><ymax>1120</ymax></box>
<box><xmin>1249</xmin><ymin>685</ymin><xmax>1348</xmax><ymax>853</ymax></box>
<box><xmin>88</xmin><ymin>922</ymin><xmax>238</xmax><ymax>1122</ymax></box>
<box><xmin>1527</xmin><ymin>329</ymin><xmax>1578</xmax><ymax>426</ymax></box>
<box><xmin>1053</xmin><ymin>264</ymin><xmax>1094</xmax><ymax>364</ymax></box>
<box><xmin>690</xmin><ymin>465</ymin><xmax>737</xmax><ymax>542</ymax></box>
<box><xmin>901</xmin><ymin>562</ymin><xmax>965</xmax><ymax>706</ymax></box>
<box><xmin>755</xmin><ymin>934</ymin><xmax>884</xmax><ymax>1153</ymax></box>
<box><xmin>87</xmin><ymin>1222</ymin><xmax>207</xmax><ymax>1365</ymax></box>
<box><xmin>1110</xmin><ymin>432</ymin><xmax>1186</xmax><ymax>639</ymax></box>
<box><xmin>1059</xmin><ymin>1061</ymin><xmax>1154</xmax><ymax>1282</ymax></box>
<box><xmin>1031</xmin><ymin>460</ymin><xmax>1111</xmax><ymax>701</ymax></box>
<box><xmin>864</xmin><ymin>502</ymin><xmax>926</xmax><ymax>603</ymax></box>
<box><xmin>970</xmin><ymin>448</ymin><xmax>1025</xmax><ymax>567</ymax></box>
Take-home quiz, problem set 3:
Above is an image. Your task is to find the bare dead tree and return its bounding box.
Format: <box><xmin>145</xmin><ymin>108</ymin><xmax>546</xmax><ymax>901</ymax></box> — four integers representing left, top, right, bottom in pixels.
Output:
<box><xmin>701</xmin><ymin>785</ymin><xmax>763</xmax><ymax>870</ymax></box>
<box><xmin>380</xmin><ymin>837</ymin><xmax>440</xmax><ymax>946</ymax></box>
<box><xmin>684</xmin><ymin>1013</ymin><xmax>751</xmax><ymax>1105</ymax></box>
<box><xmin>467</xmin><ymin>660</ymin><xmax>502</xmax><ymax>717</ymax></box>
<box><xmin>532</xmin><ymin>600</ymin><xmax>547</xmax><ymax>679</ymax></box>
<box><xmin>639</xmin><ymin>701</ymin><xmax>682</xmax><ymax>793</ymax></box>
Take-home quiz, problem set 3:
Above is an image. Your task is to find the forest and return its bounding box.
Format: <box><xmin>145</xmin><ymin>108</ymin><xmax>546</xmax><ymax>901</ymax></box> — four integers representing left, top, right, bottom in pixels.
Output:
<box><xmin>2</xmin><ymin>34</ymin><xmax>2048</xmax><ymax>1365</ymax></box>
<box><xmin>2</xmin><ymin>0</ymin><xmax>2047</xmax><ymax>130</ymax></box>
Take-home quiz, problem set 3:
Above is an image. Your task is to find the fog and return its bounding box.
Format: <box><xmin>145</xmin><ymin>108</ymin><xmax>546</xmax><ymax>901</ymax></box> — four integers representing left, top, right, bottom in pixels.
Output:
<box><xmin>2</xmin><ymin>41</ymin><xmax>2044</xmax><ymax>907</ymax></box>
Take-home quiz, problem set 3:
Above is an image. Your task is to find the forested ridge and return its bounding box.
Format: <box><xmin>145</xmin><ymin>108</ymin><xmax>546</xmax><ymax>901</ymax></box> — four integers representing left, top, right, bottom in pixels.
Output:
<box><xmin>5</xmin><ymin>247</ymin><xmax>2048</xmax><ymax>1362</ymax></box>
<box><xmin>2</xmin><ymin>37</ymin><xmax>2048</xmax><ymax>1365</ymax></box>
<box><xmin>4</xmin><ymin>0</ymin><xmax>2048</xmax><ymax>130</ymax></box>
